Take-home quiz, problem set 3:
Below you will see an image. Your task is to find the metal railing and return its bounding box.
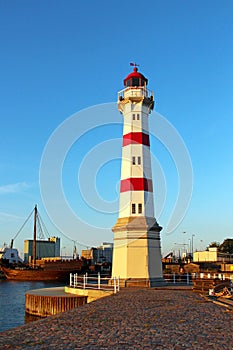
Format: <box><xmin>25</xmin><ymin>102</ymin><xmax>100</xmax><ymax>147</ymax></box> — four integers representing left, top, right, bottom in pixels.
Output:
<box><xmin>118</xmin><ymin>86</ymin><xmax>154</xmax><ymax>101</ymax></box>
<box><xmin>193</xmin><ymin>272</ymin><xmax>233</xmax><ymax>280</ymax></box>
<box><xmin>163</xmin><ymin>273</ymin><xmax>192</xmax><ymax>285</ymax></box>
<box><xmin>163</xmin><ymin>272</ymin><xmax>233</xmax><ymax>285</ymax></box>
<box><xmin>70</xmin><ymin>273</ymin><xmax>233</xmax><ymax>289</ymax></box>
<box><xmin>70</xmin><ymin>273</ymin><xmax>120</xmax><ymax>294</ymax></box>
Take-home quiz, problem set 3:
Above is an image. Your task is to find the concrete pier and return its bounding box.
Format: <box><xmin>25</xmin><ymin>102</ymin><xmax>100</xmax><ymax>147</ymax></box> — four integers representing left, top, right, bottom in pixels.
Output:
<box><xmin>1</xmin><ymin>288</ymin><xmax>232</xmax><ymax>349</ymax></box>
<box><xmin>25</xmin><ymin>287</ymin><xmax>87</xmax><ymax>317</ymax></box>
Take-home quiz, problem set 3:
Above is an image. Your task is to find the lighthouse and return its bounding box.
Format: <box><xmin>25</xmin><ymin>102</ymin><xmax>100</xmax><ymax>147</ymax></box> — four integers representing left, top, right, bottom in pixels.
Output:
<box><xmin>112</xmin><ymin>65</ymin><xmax>164</xmax><ymax>287</ymax></box>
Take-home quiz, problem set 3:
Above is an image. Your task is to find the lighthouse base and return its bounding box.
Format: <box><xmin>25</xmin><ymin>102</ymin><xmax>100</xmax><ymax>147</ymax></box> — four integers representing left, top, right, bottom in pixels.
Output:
<box><xmin>111</xmin><ymin>216</ymin><xmax>164</xmax><ymax>285</ymax></box>
<box><xmin>113</xmin><ymin>277</ymin><xmax>165</xmax><ymax>288</ymax></box>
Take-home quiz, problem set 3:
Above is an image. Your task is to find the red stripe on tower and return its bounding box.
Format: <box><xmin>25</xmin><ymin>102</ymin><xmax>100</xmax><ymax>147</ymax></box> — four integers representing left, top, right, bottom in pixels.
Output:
<box><xmin>123</xmin><ymin>132</ymin><xmax>150</xmax><ymax>146</ymax></box>
<box><xmin>120</xmin><ymin>178</ymin><xmax>153</xmax><ymax>192</ymax></box>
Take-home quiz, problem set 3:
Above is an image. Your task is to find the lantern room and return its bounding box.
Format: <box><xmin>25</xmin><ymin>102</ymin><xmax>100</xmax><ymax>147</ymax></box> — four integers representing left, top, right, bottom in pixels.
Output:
<box><xmin>123</xmin><ymin>67</ymin><xmax>148</xmax><ymax>87</ymax></box>
<box><xmin>118</xmin><ymin>65</ymin><xmax>154</xmax><ymax>112</ymax></box>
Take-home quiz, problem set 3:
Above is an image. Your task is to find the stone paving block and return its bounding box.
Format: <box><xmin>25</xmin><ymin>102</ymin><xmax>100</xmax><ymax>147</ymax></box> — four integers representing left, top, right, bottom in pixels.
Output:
<box><xmin>0</xmin><ymin>289</ymin><xmax>232</xmax><ymax>349</ymax></box>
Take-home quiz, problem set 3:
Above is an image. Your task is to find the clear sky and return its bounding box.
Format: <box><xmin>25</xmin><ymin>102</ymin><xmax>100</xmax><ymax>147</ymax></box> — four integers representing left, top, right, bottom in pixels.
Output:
<box><xmin>0</xmin><ymin>0</ymin><xmax>233</xmax><ymax>258</ymax></box>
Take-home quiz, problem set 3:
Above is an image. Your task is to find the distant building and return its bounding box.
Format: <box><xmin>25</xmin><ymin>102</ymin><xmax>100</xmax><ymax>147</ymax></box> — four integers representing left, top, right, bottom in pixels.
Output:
<box><xmin>24</xmin><ymin>237</ymin><xmax>60</xmax><ymax>263</ymax></box>
<box><xmin>193</xmin><ymin>247</ymin><xmax>233</xmax><ymax>263</ymax></box>
<box><xmin>81</xmin><ymin>247</ymin><xmax>97</xmax><ymax>263</ymax></box>
<box><xmin>162</xmin><ymin>252</ymin><xmax>173</xmax><ymax>263</ymax></box>
<box><xmin>81</xmin><ymin>242</ymin><xmax>113</xmax><ymax>264</ymax></box>
<box><xmin>96</xmin><ymin>242</ymin><xmax>113</xmax><ymax>263</ymax></box>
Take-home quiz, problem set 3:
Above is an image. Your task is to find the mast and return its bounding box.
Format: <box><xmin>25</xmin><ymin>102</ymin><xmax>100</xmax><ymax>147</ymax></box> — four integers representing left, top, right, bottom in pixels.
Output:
<box><xmin>32</xmin><ymin>205</ymin><xmax>37</xmax><ymax>266</ymax></box>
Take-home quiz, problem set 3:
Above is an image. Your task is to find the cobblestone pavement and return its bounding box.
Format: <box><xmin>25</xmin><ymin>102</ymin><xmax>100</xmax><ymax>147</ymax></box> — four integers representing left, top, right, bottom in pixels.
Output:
<box><xmin>0</xmin><ymin>289</ymin><xmax>232</xmax><ymax>349</ymax></box>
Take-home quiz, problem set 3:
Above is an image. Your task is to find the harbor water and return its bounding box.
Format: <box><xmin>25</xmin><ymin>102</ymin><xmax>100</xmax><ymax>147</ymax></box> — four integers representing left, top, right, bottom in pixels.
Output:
<box><xmin>0</xmin><ymin>279</ymin><xmax>65</xmax><ymax>332</ymax></box>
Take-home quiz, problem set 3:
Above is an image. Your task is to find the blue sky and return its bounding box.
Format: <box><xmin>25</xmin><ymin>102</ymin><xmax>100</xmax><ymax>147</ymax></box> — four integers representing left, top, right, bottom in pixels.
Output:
<box><xmin>0</xmin><ymin>0</ymin><xmax>233</xmax><ymax>257</ymax></box>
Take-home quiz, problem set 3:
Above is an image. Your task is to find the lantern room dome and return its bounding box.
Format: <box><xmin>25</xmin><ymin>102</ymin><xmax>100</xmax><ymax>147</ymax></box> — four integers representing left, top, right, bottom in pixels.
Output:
<box><xmin>123</xmin><ymin>67</ymin><xmax>148</xmax><ymax>87</ymax></box>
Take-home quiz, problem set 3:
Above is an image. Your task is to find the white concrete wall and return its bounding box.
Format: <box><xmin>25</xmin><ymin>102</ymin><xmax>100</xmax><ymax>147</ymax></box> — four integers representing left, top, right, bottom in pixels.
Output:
<box><xmin>112</xmin><ymin>230</ymin><xmax>162</xmax><ymax>279</ymax></box>
<box><xmin>193</xmin><ymin>250</ymin><xmax>218</xmax><ymax>262</ymax></box>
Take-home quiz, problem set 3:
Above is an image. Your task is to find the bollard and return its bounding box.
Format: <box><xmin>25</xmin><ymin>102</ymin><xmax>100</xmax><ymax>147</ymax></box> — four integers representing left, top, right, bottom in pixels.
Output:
<box><xmin>187</xmin><ymin>273</ymin><xmax>189</xmax><ymax>285</ymax></box>
<box><xmin>173</xmin><ymin>273</ymin><xmax>176</xmax><ymax>284</ymax></box>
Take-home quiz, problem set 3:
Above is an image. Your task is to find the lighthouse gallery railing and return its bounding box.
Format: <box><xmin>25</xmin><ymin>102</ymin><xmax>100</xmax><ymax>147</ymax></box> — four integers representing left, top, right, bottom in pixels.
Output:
<box><xmin>118</xmin><ymin>86</ymin><xmax>154</xmax><ymax>100</ymax></box>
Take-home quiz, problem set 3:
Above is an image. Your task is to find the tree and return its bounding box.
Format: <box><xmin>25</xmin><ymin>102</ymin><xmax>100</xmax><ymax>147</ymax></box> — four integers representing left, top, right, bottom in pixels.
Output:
<box><xmin>208</xmin><ymin>241</ymin><xmax>220</xmax><ymax>249</ymax></box>
<box><xmin>219</xmin><ymin>239</ymin><xmax>233</xmax><ymax>254</ymax></box>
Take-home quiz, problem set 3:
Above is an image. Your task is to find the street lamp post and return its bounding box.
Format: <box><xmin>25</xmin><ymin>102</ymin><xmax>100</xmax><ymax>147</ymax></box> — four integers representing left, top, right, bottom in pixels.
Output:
<box><xmin>200</xmin><ymin>240</ymin><xmax>203</xmax><ymax>251</ymax></box>
<box><xmin>183</xmin><ymin>231</ymin><xmax>186</xmax><ymax>255</ymax></box>
<box><xmin>188</xmin><ymin>239</ymin><xmax>191</xmax><ymax>254</ymax></box>
<box><xmin>191</xmin><ymin>234</ymin><xmax>195</xmax><ymax>257</ymax></box>
<box><xmin>174</xmin><ymin>243</ymin><xmax>177</xmax><ymax>260</ymax></box>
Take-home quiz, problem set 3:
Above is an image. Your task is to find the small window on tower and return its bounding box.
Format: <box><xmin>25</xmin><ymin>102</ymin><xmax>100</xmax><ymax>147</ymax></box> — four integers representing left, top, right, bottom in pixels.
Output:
<box><xmin>138</xmin><ymin>157</ymin><xmax>141</xmax><ymax>165</ymax></box>
<box><xmin>132</xmin><ymin>203</ymin><xmax>136</xmax><ymax>214</ymax></box>
<box><xmin>132</xmin><ymin>114</ymin><xmax>135</xmax><ymax>120</ymax></box>
<box><xmin>137</xmin><ymin>114</ymin><xmax>140</xmax><ymax>120</ymax></box>
<box><xmin>138</xmin><ymin>203</ymin><xmax>142</xmax><ymax>214</ymax></box>
<box><xmin>132</xmin><ymin>156</ymin><xmax>136</xmax><ymax>165</ymax></box>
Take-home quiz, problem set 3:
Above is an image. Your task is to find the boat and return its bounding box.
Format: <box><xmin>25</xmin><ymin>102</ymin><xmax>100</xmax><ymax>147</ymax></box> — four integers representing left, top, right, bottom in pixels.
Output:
<box><xmin>1</xmin><ymin>262</ymin><xmax>82</xmax><ymax>281</ymax></box>
<box><xmin>0</xmin><ymin>245</ymin><xmax>23</xmax><ymax>265</ymax></box>
<box><xmin>0</xmin><ymin>206</ymin><xmax>83</xmax><ymax>281</ymax></box>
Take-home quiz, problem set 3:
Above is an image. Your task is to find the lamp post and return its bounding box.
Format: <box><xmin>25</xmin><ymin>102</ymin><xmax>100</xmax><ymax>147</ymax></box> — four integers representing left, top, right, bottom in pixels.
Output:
<box><xmin>174</xmin><ymin>243</ymin><xmax>177</xmax><ymax>260</ymax></box>
<box><xmin>200</xmin><ymin>240</ymin><xmax>203</xmax><ymax>251</ymax></box>
<box><xmin>183</xmin><ymin>231</ymin><xmax>186</xmax><ymax>255</ymax></box>
<box><xmin>191</xmin><ymin>234</ymin><xmax>195</xmax><ymax>257</ymax></box>
<box><xmin>188</xmin><ymin>239</ymin><xmax>191</xmax><ymax>254</ymax></box>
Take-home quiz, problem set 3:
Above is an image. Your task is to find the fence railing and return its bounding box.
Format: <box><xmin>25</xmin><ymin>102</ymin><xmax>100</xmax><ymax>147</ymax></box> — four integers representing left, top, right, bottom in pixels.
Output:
<box><xmin>163</xmin><ymin>272</ymin><xmax>233</xmax><ymax>285</ymax></box>
<box><xmin>163</xmin><ymin>273</ymin><xmax>191</xmax><ymax>285</ymax></box>
<box><xmin>70</xmin><ymin>273</ymin><xmax>120</xmax><ymax>294</ymax></box>
<box><xmin>70</xmin><ymin>272</ymin><xmax>233</xmax><ymax>290</ymax></box>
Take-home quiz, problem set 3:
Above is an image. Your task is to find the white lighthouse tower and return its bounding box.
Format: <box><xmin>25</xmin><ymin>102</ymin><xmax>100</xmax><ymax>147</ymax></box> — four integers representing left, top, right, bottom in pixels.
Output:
<box><xmin>112</xmin><ymin>64</ymin><xmax>164</xmax><ymax>287</ymax></box>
